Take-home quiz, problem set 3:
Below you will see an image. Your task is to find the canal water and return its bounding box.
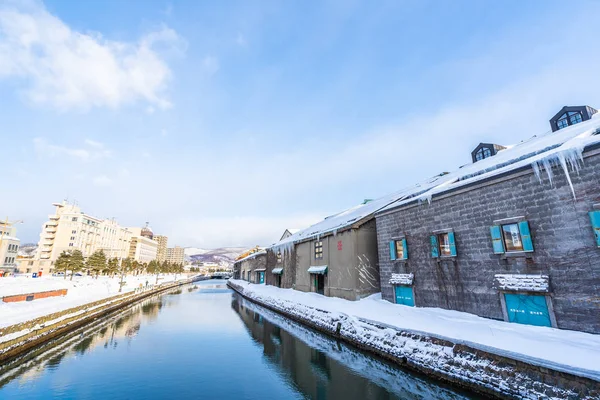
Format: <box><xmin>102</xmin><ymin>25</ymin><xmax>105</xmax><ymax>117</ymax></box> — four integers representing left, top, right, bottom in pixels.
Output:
<box><xmin>0</xmin><ymin>280</ymin><xmax>481</xmax><ymax>399</ymax></box>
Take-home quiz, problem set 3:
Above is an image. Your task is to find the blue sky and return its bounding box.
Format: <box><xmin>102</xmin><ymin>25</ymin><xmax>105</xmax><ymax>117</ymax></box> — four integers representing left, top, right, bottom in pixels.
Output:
<box><xmin>2</xmin><ymin>0</ymin><xmax>600</xmax><ymax>248</ymax></box>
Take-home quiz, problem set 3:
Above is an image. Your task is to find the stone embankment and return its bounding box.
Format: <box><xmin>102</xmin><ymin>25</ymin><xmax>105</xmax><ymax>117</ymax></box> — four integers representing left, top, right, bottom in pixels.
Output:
<box><xmin>0</xmin><ymin>277</ymin><xmax>194</xmax><ymax>363</ymax></box>
<box><xmin>228</xmin><ymin>280</ymin><xmax>600</xmax><ymax>400</ymax></box>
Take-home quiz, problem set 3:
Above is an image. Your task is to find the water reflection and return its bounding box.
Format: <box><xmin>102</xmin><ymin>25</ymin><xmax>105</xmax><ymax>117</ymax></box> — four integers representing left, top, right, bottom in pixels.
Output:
<box><xmin>0</xmin><ymin>282</ymin><xmax>479</xmax><ymax>400</ymax></box>
<box><xmin>0</xmin><ymin>289</ymin><xmax>177</xmax><ymax>389</ymax></box>
<box><xmin>232</xmin><ymin>294</ymin><xmax>476</xmax><ymax>400</ymax></box>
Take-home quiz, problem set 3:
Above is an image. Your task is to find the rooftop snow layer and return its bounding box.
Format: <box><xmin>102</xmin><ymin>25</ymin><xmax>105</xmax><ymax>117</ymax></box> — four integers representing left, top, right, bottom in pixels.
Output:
<box><xmin>272</xmin><ymin>112</ymin><xmax>600</xmax><ymax>249</ymax></box>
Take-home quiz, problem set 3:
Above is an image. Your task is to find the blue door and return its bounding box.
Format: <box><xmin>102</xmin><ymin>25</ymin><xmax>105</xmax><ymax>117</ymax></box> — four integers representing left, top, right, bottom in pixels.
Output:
<box><xmin>259</xmin><ymin>271</ymin><xmax>265</xmax><ymax>284</ymax></box>
<box><xmin>394</xmin><ymin>285</ymin><xmax>414</xmax><ymax>306</ymax></box>
<box><xmin>504</xmin><ymin>293</ymin><xmax>551</xmax><ymax>327</ymax></box>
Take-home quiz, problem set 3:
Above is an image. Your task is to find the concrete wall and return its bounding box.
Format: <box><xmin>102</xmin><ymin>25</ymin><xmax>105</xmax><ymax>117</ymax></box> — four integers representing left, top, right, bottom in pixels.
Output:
<box><xmin>355</xmin><ymin>219</ymin><xmax>381</xmax><ymax>298</ymax></box>
<box><xmin>294</xmin><ymin>241</ymin><xmax>314</xmax><ymax>293</ymax></box>
<box><xmin>291</xmin><ymin>224</ymin><xmax>380</xmax><ymax>301</ymax></box>
<box><xmin>326</xmin><ymin>229</ymin><xmax>357</xmax><ymax>299</ymax></box>
<box><xmin>376</xmin><ymin>149</ymin><xmax>600</xmax><ymax>334</ymax></box>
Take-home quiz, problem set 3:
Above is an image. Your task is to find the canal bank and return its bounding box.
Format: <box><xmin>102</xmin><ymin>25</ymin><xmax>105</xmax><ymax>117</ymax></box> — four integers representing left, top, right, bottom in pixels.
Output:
<box><xmin>0</xmin><ymin>279</ymin><xmax>477</xmax><ymax>399</ymax></box>
<box><xmin>0</xmin><ymin>276</ymin><xmax>196</xmax><ymax>363</ymax></box>
<box><xmin>227</xmin><ymin>280</ymin><xmax>600</xmax><ymax>400</ymax></box>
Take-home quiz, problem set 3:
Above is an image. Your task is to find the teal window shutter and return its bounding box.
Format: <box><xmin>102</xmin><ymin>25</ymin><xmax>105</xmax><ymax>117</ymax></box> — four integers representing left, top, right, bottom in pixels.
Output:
<box><xmin>430</xmin><ymin>235</ymin><xmax>439</xmax><ymax>258</ymax></box>
<box><xmin>519</xmin><ymin>221</ymin><xmax>534</xmax><ymax>252</ymax></box>
<box><xmin>490</xmin><ymin>225</ymin><xmax>505</xmax><ymax>254</ymax></box>
<box><xmin>401</xmin><ymin>238</ymin><xmax>408</xmax><ymax>260</ymax></box>
<box><xmin>590</xmin><ymin>211</ymin><xmax>600</xmax><ymax>247</ymax></box>
<box><xmin>389</xmin><ymin>241</ymin><xmax>397</xmax><ymax>261</ymax></box>
<box><xmin>448</xmin><ymin>232</ymin><xmax>457</xmax><ymax>256</ymax></box>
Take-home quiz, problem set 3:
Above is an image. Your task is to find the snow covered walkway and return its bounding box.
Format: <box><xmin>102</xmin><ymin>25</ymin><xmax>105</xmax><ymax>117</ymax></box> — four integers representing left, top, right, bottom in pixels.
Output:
<box><xmin>0</xmin><ymin>274</ymin><xmax>189</xmax><ymax>328</ymax></box>
<box><xmin>229</xmin><ymin>280</ymin><xmax>600</xmax><ymax>377</ymax></box>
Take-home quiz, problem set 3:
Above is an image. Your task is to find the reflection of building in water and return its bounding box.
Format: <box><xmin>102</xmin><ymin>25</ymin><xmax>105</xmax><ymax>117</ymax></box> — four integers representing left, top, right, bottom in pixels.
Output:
<box><xmin>1</xmin><ymin>298</ymin><xmax>166</xmax><ymax>389</ymax></box>
<box><xmin>231</xmin><ymin>295</ymin><xmax>468</xmax><ymax>400</ymax></box>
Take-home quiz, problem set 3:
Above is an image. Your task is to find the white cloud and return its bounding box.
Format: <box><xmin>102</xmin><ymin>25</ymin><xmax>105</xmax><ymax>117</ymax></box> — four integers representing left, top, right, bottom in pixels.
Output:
<box><xmin>202</xmin><ymin>55</ymin><xmax>219</xmax><ymax>75</ymax></box>
<box><xmin>33</xmin><ymin>137</ymin><xmax>111</xmax><ymax>161</ymax></box>
<box><xmin>93</xmin><ymin>175</ymin><xmax>112</xmax><ymax>187</ymax></box>
<box><xmin>0</xmin><ymin>1</ymin><xmax>184</xmax><ymax>111</ymax></box>
<box><xmin>160</xmin><ymin>128</ymin><xmax>168</xmax><ymax>137</ymax></box>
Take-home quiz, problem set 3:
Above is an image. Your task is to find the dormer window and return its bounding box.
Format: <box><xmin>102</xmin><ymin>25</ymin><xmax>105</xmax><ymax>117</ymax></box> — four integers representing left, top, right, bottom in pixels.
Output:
<box><xmin>550</xmin><ymin>105</ymin><xmax>597</xmax><ymax>132</ymax></box>
<box><xmin>556</xmin><ymin>111</ymin><xmax>582</xmax><ymax>130</ymax></box>
<box><xmin>471</xmin><ymin>143</ymin><xmax>505</xmax><ymax>163</ymax></box>
<box><xmin>475</xmin><ymin>147</ymin><xmax>492</xmax><ymax>161</ymax></box>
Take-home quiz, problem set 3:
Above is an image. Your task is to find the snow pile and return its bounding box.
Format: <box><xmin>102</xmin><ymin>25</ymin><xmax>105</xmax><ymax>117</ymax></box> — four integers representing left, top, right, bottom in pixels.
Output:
<box><xmin>272</xmin><ymin>114</ymin><xmax>600</xmax><ymax>251</ymax></box>
<box><xmin>389</xmin><ymin>273</ymin><xmax>414</xmax><ymax>285</ymax></box>
<box><xmin>0</xmin><ymin>274</ymin><xmax>188</xmax><ymax>328</ymax></box>
<box><xmin>228</xmin><ymin>280</ymin><xmax>600</xmax><ymax>377</ymax></box>
<box><xmin>494</xmin><ymin>274</ymin><xmax>549</xmax><ymax>293</ymax></box>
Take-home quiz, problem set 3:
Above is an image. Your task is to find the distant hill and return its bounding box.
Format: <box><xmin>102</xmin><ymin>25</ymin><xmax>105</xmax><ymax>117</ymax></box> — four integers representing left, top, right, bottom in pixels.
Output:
<box><xmin>185</xmin><ymin>247</ymin><xmax>247</xmax><ymax>269</ymax></box>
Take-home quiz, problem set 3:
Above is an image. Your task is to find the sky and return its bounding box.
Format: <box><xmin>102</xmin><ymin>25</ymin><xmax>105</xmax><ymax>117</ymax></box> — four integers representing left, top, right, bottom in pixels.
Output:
<box><xmin>2</xmin><ymin>0</ymin><xmax>600</xmax><ymax>249</ymax></box>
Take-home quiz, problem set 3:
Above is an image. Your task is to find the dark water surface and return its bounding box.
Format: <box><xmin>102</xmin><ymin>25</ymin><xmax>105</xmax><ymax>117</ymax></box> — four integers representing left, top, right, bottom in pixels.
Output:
<box><xmin>0</xmin><ymin>280</ymin><xmax>480</xmax><ymax>399</ymax></box>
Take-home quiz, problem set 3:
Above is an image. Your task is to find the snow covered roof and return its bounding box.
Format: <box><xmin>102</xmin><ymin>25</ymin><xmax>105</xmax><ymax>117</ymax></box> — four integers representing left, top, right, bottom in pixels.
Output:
<box><xmin>234</xmin><ymin>249</ymin><xmax>267</xmax><ymax>263</ymax></box>
<box><xmin>271</xmin><ymin>267</ymin><xmax>283</xmax><ymax>274</ymax></box>
<box><xmin>377</xmin><ymin>111</ymin><xmax>600</xmax><ymax>214</ymax></box>
<box><xmin>271</xmin><ymin>112</ymin><xmax>600</xmax><ymax>250</ymax></box>
<box><xmin>271</xmin><ymin>188</ymin><xmax>425</xmax><ymax>248</ymax></box>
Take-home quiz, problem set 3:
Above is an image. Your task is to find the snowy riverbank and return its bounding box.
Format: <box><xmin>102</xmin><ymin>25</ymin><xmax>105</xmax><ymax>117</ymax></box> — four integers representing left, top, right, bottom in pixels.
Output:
<box><xmin>0</xmin><ymin>274</ymin><xmax>191</xmax><ymax>328</ymax></box>
<box><xmin>228</xmin><ymin>280</ymin><xmax>600</xmax><ymax>377</ymax></box>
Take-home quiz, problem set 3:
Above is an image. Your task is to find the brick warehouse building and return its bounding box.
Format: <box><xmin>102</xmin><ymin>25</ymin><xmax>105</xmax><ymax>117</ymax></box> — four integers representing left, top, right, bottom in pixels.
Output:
<box><xmin>375</xmin><ymin>105</ymin><xmax>600</xmax><ymax>334</ymax></box>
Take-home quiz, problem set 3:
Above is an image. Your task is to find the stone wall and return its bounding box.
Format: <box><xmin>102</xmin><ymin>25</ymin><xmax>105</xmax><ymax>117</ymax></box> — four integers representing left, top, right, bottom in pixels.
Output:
<box><xmin>238</xmin><ymin>253</ymin><xmax>267</xmax><ymax>283</ymax></box>
<box><xmin>376</xmin><ymin>149</ymin><xmax>600</xmax><ymax>334</ymax></box>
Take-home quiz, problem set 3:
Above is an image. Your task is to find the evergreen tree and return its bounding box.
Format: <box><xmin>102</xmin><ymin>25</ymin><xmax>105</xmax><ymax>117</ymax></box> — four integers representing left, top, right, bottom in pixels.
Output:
<box><xmin>121</xmin><ymin>258</ymin><xmax>133</xmax><ymax>275</ymax></box>
<box><xmin>131</xmin><ymin>260</ymin><xmax>140</xmax><ymax>276</ymax></box>
<box><xmin>55</xmin><ymin>251</ymin><xmax>71</xmax><ymax>280</ymax></box>
<box><xmin>87</xmin><ymin>250</ymin><xmax>107</xmax><ymax>279</ymax></box>
<box><xmin>105</xmin><ymin>257</ymin><xmax>119</xmax><ymax>277</ymax></box>
<box><xmin>147</xmin><ymin>260</ymin><xmax>159</xmax><ymax>275</ymax></box>
<box><xmin>69</xmin><ymin>250</ymin><xmax>85</xmax><ymax>280</ymax></box>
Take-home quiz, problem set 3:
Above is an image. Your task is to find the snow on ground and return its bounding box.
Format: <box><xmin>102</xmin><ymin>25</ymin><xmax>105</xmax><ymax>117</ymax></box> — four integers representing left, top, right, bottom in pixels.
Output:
<box><xmin>0</xmin><ymin>274</ymin><xmax>188</xmax><ymax>328</ymax></box>
<box><xmin>231</xmin><ymin>280</ymin><xmax>600</xmax><ymax>375</ymax></box>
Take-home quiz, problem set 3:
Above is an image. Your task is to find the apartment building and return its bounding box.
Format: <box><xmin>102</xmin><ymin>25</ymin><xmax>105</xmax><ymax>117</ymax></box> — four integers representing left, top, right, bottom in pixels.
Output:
<box><xmin>36</xmin><ymin>201</ymin><xmax>132</xmax><ymax>263</ymax></box>
<box><xmin>154</xmin><ymin>235</ymin><xmax>168</xmax><ymax>262</ymax></box>
<box><xmin>166</xmin><ymin>246</ymin><xmax>185</xmax><ymax>265</ymax></box>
